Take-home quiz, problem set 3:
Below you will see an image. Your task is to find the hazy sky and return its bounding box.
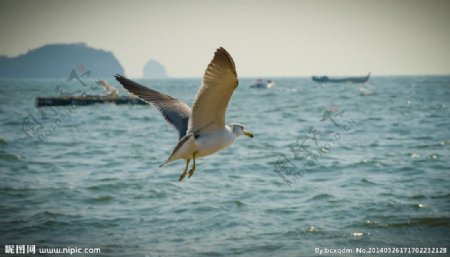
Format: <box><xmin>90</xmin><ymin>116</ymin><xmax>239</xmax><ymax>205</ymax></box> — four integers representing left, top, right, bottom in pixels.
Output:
<box><xmin>1</xmin><ymin>0</ymin><xmax>449</xmax><ymax>78</ymax></box>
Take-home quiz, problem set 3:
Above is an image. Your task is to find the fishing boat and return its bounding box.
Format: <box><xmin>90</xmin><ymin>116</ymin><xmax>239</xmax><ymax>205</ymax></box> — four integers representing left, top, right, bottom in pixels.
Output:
<box><xmin>250</xmin><ymin>79</ymin><xmax>274</xmax><ymax>89</ymax></box>
<box><xmin>312</xmin><ymin>73</ymin><xmax>370</xmax><ymax>83</ymax></box>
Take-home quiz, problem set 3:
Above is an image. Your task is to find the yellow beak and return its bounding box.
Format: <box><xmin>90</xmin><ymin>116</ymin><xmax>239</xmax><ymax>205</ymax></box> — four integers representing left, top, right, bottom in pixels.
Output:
<box><xmin>243</xmin><ymin>130</ymin><xmax>254</xmax><ymax>138</ymax></box>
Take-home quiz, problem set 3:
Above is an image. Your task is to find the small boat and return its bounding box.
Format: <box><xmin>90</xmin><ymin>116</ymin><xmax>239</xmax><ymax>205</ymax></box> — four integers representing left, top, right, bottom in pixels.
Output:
<box><xmin>312</xmin><ymin>73</ymin><xmax>370</xmax><ymax>84</ymax></box>
<box><xmin>250</xmin><ymin>79</ymin><xmax>274</xmax><ymax>89</ymax></box>
<box><xmin>36</xmin><ymin>95</ymin><xmax>146</xmax><ymax>107</ymax></box>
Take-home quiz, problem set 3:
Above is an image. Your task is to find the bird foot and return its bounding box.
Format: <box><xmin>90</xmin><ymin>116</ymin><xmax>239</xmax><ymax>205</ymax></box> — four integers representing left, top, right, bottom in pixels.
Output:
<box><xmin>179</xmin><ymin>172</ymin><xmax>187</xmax><ymax>182</ymax></box>
<box><xmin>188</xmin><ymin>168</ymin><xmax>196</xmax><ymax>178</ymax></box>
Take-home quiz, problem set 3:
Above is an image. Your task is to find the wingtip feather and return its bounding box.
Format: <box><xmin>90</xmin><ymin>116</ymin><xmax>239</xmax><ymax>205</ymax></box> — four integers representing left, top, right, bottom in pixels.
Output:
<box><xmin>159</xmin><ymin>160</ymin><xmax>169</xmax><ymax>167</ymax></box>
<box><xmin>115</xmin><ymin>74</ymin><xmax>126</xmax><ymax>83</ymax></box>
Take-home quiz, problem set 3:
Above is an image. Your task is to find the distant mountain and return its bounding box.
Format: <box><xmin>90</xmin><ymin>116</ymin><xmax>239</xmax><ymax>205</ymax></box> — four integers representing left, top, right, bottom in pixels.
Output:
<box><xmin>0</xmin><ymin>43</ymin><xmax>124</xmax><ymax>78</ymax></box>
<box><xmin>143</xmin><ymin>59</ymin><xmax>168</xmax><ymax>79</ymax></box>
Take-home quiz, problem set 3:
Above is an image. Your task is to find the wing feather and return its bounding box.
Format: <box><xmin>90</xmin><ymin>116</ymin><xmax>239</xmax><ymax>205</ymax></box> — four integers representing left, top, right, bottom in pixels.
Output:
<box><xmin>188</xmin><ymin>47</ymin><xmax>238</xmax><ymax>134</ymax></box>
<box><xmin>115</xmin><ymin>75</ymin><xmax>191</xmax><ymax>139</ymax></box>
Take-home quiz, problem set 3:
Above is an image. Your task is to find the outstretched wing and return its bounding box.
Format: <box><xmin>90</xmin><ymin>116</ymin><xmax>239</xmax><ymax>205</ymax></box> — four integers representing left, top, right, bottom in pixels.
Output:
<box><xmin>115</xmin><ymin>75</ymin><xmax>191</xmax><ymax>139</ymax></box>
<box><xmin>188</xmin><ymin>47</ymin><xmax>238</xmax><ymax>134</ymax></box>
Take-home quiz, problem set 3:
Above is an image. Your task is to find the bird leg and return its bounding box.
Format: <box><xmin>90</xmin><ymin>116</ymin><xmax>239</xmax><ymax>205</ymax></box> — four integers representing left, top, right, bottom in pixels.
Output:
<box><xmin>188</xmin><ymin>152</ymin><xmax>198</xmax><ymax>178</ymax></box>
<box><xmin>178</xmin><ymin>159</ymin><xmax>191</xmax><ymax>182</ymax></box>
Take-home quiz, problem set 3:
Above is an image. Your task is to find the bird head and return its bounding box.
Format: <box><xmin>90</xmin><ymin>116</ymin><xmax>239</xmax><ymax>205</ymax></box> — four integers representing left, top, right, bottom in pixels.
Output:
<box><xmin>230</xmin><ymin>123</ymin><xmax>253</xmax><ymax>138</ymax></box>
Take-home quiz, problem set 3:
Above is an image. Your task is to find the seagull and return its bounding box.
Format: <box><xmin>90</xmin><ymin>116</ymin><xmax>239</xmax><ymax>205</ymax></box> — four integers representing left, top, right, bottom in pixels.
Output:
<box><xmin>115</xmin><ymin>47</ymin><xmax>253</xmax><ymax>181</ymax></box>
<box><xmin>96</xmin><ymin>80</ymin><xmax>119</xmax><ymax>98</ymax></box>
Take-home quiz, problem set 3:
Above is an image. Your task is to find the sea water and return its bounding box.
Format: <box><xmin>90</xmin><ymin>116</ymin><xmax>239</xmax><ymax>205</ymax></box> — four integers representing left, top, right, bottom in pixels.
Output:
<box><xmin>0</xmin><ymin>76</ymin><xmax>449</xmax><ymax>256</ymax></box>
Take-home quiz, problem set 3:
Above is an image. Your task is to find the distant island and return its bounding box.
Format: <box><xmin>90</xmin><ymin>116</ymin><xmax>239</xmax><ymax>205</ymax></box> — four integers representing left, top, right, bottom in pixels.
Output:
<box><xmin>0</xmin><ymin>43</ymin><xmax>124</xmax><ymax>78</ymax></box>
<box><xmin>143</xmin><ymin>59</ymin><xmax>168</xmax><ymax>79</ymax></box>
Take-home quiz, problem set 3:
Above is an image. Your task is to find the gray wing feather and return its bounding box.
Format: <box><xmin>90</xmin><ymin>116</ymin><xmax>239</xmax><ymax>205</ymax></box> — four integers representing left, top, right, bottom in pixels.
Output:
<box><xmin>115</xmin><ymin>75</ymin><xmax>191</xmax><ymax>139</ymax></box>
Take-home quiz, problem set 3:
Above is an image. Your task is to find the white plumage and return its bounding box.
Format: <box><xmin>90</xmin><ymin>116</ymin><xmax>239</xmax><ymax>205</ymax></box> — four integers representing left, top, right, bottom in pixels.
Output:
<box><xmin>115</xmin><ymin>47</ymin><xmax>253</xmax><ymax>181</ymax></box>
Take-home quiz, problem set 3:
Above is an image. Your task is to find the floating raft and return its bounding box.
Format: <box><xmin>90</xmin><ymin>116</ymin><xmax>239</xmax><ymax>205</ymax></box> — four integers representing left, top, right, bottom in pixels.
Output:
<box><xmin>36</xmin><ymin>95</ymin><xmax>146</xmax><ymax>107</ymax></box>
